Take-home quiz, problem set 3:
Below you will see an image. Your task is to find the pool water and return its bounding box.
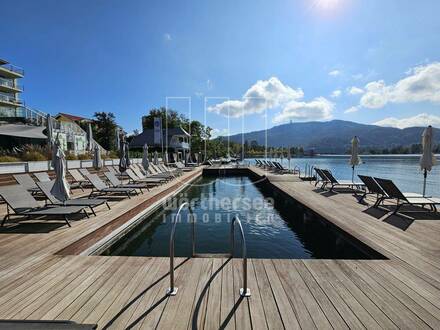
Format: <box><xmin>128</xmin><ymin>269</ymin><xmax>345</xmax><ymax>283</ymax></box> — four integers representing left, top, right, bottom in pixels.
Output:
<box><xmin>102</xmin><ymin>176</ymin><xmax>383</xmax><ymax>259</ymax></box>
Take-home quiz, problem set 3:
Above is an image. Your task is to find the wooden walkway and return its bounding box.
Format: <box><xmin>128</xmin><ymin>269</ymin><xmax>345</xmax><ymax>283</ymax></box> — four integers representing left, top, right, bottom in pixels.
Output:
<box><xmin>0</xmin><ymin>166</ymin><xmax>439</xmax><ymax>329</ymax></box>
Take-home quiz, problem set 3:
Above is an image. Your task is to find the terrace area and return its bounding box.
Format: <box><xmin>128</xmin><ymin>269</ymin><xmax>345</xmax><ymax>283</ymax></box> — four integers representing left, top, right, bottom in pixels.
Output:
<box><xmin>0</xmin><ymin>165</ymin><xmax>439</xmax><ymax>329</ymax></box>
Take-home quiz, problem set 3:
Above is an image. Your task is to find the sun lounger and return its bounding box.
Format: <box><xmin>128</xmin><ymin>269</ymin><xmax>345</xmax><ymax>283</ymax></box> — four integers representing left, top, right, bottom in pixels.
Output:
<box><xmin>104</xmin><ymin>171</ymin><xmax>157</xmax><ymax>192</ymax></box>
<box><xmin>13</xmin><ymin>174</ymin><xmax>41</xmax><ymax>194</ymax></box>
<box><xmin>374</xmin><ymin>178</ymin><xmax>438</xmax><ymax>214</ymax></box>
<box><xmin>68</xmin><ymin>169</ymin><xmax>90</xmax><ymax>190</ymax></box>
<box><xmin>79</xmin><ymin>168</ymin><xmax>91</xmax><ymax>177</ymax></box>
<box><xmin>358</xmin><ymin>175</ymin><xmax>424</xmax><ymax>206</ymax></box>
<box><xmin>175</xmin><ymin>161</ymin><xmax>194</xmax><ymax>171</ymax></box>
<box><xmin>37</xmin><ymin>181</ymin><xmax>110</xmax><ymax>216</ymax></box>
<box><xmin>0</xmin><ymin>185</ymin><xmax>87</xmax><ymax>227</ymax></box>
<box><xmin>126</xmin><ymin>168</ymin><xmax>166</xmax><ymax>184</ymax></box>
<box><xmin>314</xmin><ymin>168</ymin><xmax>330</xmax><ymax>188</ymax></box>
<box><xmin>85</xmin><ymin>173</ymin><xmax>138</xmax><ymax>199</ymax></box>
<box><xmin>321</xmin><ymin>169</ymin><xmax>364</xmax><ymax>192</ymax></box>
<box><xmin>34</xmin><ymin>172</ymin><xmax>51</xmax><ymax>183</ymax></box>
<box><xmin>142</xmin><ymin>166</ymin><xmax>173</xmax><ymax>181</ymax></box>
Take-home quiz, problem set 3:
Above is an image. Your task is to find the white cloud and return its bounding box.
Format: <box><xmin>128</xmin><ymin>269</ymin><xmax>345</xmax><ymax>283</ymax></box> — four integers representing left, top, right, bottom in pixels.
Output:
<box><xmin>207</xmin><ymin>77</ymin><xmax>333</xmax><ymax>123</ymax></box>
<box><xmin>374</xmin><ymin>113</ymin><xmax>440</xmax><ymax>129</ymax></box>
<box><xmin>331</xmin><ymin>90</ymin><xmax>342</xmax><ymax>98</ymax></box>
<box><xmin>163</xmin><ymin>33</ymin><xmax>172</xmax><ymax>41</ymax></box>
<box><xmin>329</xmin><ymin>70</ymin><xmax>341</xmax><ymax>77</ymax></box>
<box><xmin>273</xmin><ymin>97</ymin><xmax>334</xmax><ymax>123</ymax></box>
<box><xmin>360</xmin><ymin>62</ymin><xmax>440</xmax><ymax>109</ymax></box>
<box><xmin>347</xmin><ymin>86</ymin><xmax>364</xmax><ymax>95</ymax></box>
<box><xmin>207</xmin><ymin>77</ymin><xmax>304</xmax><ymax>118</ymax></box>
<box><xmin>344</xmin><ymin>106</ymin><xmax>359</xmax><ymax>114</ymax></box>
<box><xmin>352</xmin><ymin>73</ymin><xmax>363</xmax><ymax>80</ymax></box>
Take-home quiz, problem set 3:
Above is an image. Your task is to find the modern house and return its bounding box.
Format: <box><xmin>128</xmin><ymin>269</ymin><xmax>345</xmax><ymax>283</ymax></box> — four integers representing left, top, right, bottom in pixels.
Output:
<box><xmin>129</xmin><ymin>127</ymin><xmax>190</xmax><ymax>161</ymax></box>
<box><xmin>0</xmin><ymin>59</ymin><xmax>98</xmax><ymax>154</ymax></box>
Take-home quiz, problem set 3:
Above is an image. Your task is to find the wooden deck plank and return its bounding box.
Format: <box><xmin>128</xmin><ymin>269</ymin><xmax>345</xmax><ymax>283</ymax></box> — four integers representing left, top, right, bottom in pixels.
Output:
<box><xmin>339</xmin><ymin>260</ymin><xmax>430</xmax><ymax>329</ymax></box>
<box><xmin>303</xmin><ymin>261</ymin><xmax>366</xmax><ymax>329</ymax></box>
<box><xmin>104</xmin><ymin>257</ymin><xmax>169</xmax><ymax>330</ymax></box>
<box><xmin>232</xmin><ymin>258</ymin><xmax>252</xmax><ymax>329</ymax></box>
<box><xmin>55</xmin><ymin>257</ymin><xmax>128</xmax><ymax>320</ymax></box>
<box><xmin>261</xmin><ymin>259</ymin><xmax>300</xmax><ymax>329</ymax></box>
<box><xmin>187</xmin><ymin>258</ymin><xmax>213</xmax><ymax>329</ymax></box>
<box><xmin>246</xmin><ymin>258</ymin><xmax>269</xmax><ymax>330</ymax></box>
<box><xmin>293</xmin><ymin>261</ymin><xmax>349</xmax><ymax>329</ymax></box>
<box><xmin>220</xmin><ymin>258</ymin><xmax>236</xmax><ymax>330</ymax></box>
<box><xmin>134</xmin><ymin>257</ymin><xmax>189</xmax><ymax>330</ymax></box>
<box><xmin>252</xmin><ymin>259</ymin><xmax>284</xmax><ymax>329</ymax></box>
<box><xmin>322</xmin><ymin>260</ymin><xmax>398</xmax><ymax>329</ymax></box>
<box><xmin>204</xmin><ymin>258</ymin><xmax>225</xmax><ymax>330</ymax></box>
<box><xmin>355</xmin><ymin>260</ymin><xmax>440</xmax><ymax>329</ymax></box>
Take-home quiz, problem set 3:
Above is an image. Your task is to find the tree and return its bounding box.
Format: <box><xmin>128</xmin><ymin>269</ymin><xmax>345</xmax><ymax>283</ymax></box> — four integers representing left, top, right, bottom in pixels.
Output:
<box><xmin>92</xmin><ymin>112</ymin><xmax>118</xmax><ymax>151</ymax></box>
<box><xmin>142</xmin><ymin>107</ymin><xmax>186</xmax><ymax>130</ymax></box>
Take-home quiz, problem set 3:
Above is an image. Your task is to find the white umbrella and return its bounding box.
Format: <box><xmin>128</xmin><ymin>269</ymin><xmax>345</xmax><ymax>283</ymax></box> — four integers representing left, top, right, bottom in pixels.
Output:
<box><xmin>87</xmin><ymin>123</ymin><xmax>93</xmax><ymax>151</ymax></box>
<box><xmin>46</xmin><ymin>114</ymin><xmax>53</xmax><ymax>148</ymax></box>
<box><xmin>50</xmin><ymin>138</ymin><xmax>70</xmax><ymax>203</ymax></box>
<box><xmin>420</xmin><ymin>126</ymin><xmax>436</xmax><ymax>196</ymax></box>
<box><xmin>349</xmin><ymin>136</ymin><xmax>362</xmax><ymax>182</ymax></box>
<box><xmin>153</xmin><ymin>151</ymin><xmax>159</xmax><ymax>165</ymax></box>
<box><xmin>142</xmin><ymin>144</ymin><xmax>149</xmax><ymax>171</ymax></box>
<box><xmin>93</xmin><ymin>144</ymin><xmax>102</xmax><ymax>170</ymax></box>
<box><xmin>164</xmin><ymin>152</ymin><xmax>169</xmax><ymax>165</ymax></box>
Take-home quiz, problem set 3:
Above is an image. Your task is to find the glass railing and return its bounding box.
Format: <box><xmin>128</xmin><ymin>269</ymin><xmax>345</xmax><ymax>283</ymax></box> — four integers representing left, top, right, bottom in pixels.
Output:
<box><xmin>0</xmin><ymin>78</ymin><xmax>21</xmax><ymax>90</ymax></box>
<box><xmin>0</xmin><ymin>64</ymin><xmax>24</xmax><ymax>76</ymax></box>
<box><xmin>0</xmin><ymin>94</ymin><xmax>20</xmax><ymax>104</ymax></box>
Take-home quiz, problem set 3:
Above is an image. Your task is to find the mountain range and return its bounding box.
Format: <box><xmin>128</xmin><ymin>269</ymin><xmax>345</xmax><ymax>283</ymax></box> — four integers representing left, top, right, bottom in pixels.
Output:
<box><xmin>221</xmin><ymin>120</ymin><xmax>439</xmax><ymax>154</ymax></box>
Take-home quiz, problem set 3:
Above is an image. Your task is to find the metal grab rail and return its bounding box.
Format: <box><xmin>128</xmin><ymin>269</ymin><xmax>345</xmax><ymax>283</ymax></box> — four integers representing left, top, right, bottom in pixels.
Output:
<box><xmin>166</xmin><ymin>202</ymin><xmax>195</xmax><ymax>296</ymax></box>
<box><xmin>230</xmin><ymin>216</ymin><xmax>251</xmax><ymax>297</ymax></box>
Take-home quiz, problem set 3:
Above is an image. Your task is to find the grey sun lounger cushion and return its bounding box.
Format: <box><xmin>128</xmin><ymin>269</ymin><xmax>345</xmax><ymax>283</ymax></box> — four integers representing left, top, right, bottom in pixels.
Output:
<box><xmin>33</xmin><ymin>172</ymin><xmax>51</xmax><ymax>182</ymax></box>
<box><xmin>0</xmin><ymin>185</ymin><xmax>87</xmax><ymax>227</ymax></box>
<box><xmin>13</xmin><ymin>174</ymin><xmax>40</xmax><ymax>193</ymax></box>
<box><xmin>104</xmin><ymin>171</ymin><xmax>156</xmax><ymax>190</ymax></box>
<box><xmin>79</xmin><ymin>168</ymin><xmax>91</xmax><ymax>177</ymax></box>
<box><xmin>37</xmin><ymin>181</ymin><xmax>110</xmax><ymax>216</ymax></box>
<box><xmin>85</xmin><ymin>173</ymin><xmax>137</xmax><ymax>198</ymax></box>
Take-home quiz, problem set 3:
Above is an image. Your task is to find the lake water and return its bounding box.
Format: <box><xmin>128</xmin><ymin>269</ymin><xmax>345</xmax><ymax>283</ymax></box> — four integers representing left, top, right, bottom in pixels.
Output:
<box><xmin>248</xmin><ymin>155</ymin><xmax>440</xmax><ymax>197</ymax></box>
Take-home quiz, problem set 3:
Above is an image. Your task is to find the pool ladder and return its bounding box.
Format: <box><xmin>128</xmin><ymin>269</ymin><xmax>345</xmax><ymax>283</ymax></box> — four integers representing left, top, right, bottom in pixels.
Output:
<box><xmin>166</xmin><ymin>202</ymin><xmax>250</xmax><ymax>297</ymax></box>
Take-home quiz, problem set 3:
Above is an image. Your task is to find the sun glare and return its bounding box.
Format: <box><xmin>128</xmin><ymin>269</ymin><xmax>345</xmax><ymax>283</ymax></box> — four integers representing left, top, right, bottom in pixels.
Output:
<box><xmin>315</xmin><ymin>0</ymin><xmax>341</xmax><ymax>10</ymax></box>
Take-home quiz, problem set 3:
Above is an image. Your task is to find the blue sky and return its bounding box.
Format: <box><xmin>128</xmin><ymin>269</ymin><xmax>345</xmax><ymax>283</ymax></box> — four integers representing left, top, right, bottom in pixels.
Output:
<box><xmin>2</xmin><ymin>0</ymin><xmax>440</xmax><ymax>136</ymax></box>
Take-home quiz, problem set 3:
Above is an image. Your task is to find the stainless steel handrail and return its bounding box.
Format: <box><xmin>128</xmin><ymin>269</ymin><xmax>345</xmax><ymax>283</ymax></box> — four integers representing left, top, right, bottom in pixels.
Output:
<box><xmin>167</xmin><ymin>202</ymin><xmax>195</xmax><ymax>296</ymax></box>
<box><xmin>230</xmin><ymin>216</ymin><xmax>251</xmax><ymax>297</ymax></box>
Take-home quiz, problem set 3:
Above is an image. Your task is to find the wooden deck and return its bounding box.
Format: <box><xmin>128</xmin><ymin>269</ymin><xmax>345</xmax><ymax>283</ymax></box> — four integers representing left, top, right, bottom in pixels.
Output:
<box><xmin>0</xmin><ymin>166</ymin><xmax>439</xmax><ymax>329</ymax></box>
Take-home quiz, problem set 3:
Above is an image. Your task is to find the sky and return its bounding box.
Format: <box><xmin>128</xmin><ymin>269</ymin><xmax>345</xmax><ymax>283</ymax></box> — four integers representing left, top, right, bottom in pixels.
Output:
<box><xmin>1</xmin><ymin>0</ymin><xmax>440</xmax><ymax>136</ymax></box>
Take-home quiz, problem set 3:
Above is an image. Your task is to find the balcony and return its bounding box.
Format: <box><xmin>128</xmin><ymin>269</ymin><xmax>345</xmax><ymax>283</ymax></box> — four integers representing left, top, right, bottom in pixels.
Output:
<box><xmin>0</xmin><ymin>78</ymin><xmax>22</xmax><ymax>93</ymax></box>
<box><xmin>0</xmin><ymin>94</ymin><xmax>22</xmax><ymax>107</ymax></box>
<box><xmin>0</xmin><ymin>64</ymin><xmax>24</xmax><ymax>78</ymax></box>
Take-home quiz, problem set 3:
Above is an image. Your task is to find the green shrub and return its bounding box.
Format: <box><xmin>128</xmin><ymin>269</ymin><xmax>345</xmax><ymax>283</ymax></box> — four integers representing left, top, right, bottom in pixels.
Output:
<box><xmin>65</xmin><ymin>153</ymin><xmax>78</xmax><ymax>160</ymax></box>
<box><xmin>21</xmin><ymin>151</ymin><xmax>47</xmax><ymax>161</ymax></box>
<box><xmin>77</xmin><ymin>153</ymin><xmax>91</xmax><ymax>160</ymax></box>
<box><xmin>0</xmin><ymin>156</ymin><xmax>20</xmax><ymax>162</ymax></box>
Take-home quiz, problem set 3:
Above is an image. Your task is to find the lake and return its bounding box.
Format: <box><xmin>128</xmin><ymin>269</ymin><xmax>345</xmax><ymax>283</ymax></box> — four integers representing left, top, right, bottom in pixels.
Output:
<box><xmin>248</xmin><ymin>155</ymin><xmax>440</xmax><ymax>197</ymax></box>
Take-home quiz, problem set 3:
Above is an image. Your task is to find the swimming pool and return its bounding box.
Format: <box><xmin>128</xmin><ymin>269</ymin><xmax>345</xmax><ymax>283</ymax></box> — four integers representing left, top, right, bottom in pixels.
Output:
<box><xmin>102</xmin><ymin>175</ymin><xmax>384</xmax><ymax>259</ymax></box>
